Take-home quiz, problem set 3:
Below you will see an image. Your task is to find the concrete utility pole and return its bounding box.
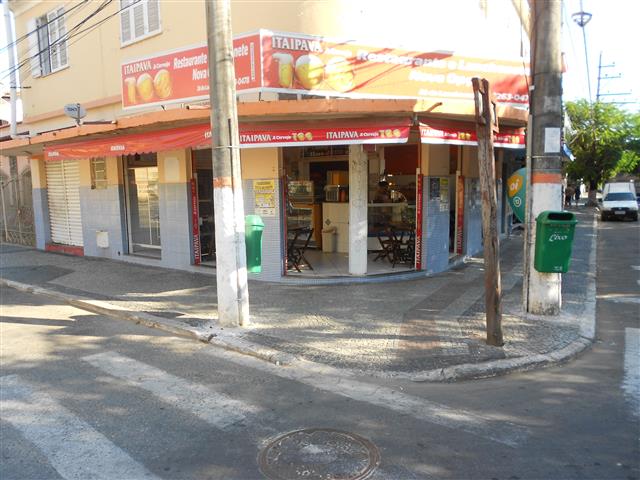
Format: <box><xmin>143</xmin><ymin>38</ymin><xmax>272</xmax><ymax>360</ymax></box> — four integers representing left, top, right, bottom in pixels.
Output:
<box><xmin>472</xmin><ymin>78</ymin><xmax>503</xmax><ymax>347</ymax></box>
<box><xmin>524</xmin><ymin>0</ymin><xmax>563</xmax><ymax>315</ymax></box>
<box><xmin>205</xmin><ymin>0</ymin><xmax>250</xmax><ymax>326</ymax></box>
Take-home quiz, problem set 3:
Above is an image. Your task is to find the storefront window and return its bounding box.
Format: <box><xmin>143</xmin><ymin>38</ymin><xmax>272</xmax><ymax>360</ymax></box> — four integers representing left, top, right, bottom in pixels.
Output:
<box><xmin>125</xmin><ymin>153</ymin><xmax>160</xmax><ymax>257</ymax></box>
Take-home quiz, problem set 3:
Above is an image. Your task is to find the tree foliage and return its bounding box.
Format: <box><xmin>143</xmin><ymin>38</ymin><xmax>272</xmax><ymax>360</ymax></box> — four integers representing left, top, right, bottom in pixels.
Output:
<box><xmin>564</xmin><ymin>100</ymin><xmax>639</xmax><ymax>187</ymax></box>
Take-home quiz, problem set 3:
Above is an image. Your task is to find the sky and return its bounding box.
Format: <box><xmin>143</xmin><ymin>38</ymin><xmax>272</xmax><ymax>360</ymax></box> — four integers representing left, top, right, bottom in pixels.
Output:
<box><xmin>562</xmin><ymin>0</ymin><xmax>639</xmax><ymax>111</ymax></box>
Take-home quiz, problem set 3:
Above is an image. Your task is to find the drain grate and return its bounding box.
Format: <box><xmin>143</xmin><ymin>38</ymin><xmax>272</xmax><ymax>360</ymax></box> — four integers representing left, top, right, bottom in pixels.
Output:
<box><xmin>258</xmin><ymin>428</ymin><xmax>380</xmax><ymax>480</ymax></box>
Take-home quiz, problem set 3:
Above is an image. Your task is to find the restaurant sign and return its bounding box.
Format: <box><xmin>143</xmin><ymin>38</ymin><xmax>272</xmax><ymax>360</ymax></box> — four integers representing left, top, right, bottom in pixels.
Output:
<box><xmin>121</xmin><ymin>30</ymin><xmax>529</xmax><ymax>110</ymax></box>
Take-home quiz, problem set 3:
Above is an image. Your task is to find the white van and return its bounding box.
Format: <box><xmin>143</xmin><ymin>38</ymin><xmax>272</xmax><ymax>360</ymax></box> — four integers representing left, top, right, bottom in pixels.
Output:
<box><xmin>603</xmin><ymin>181</ymin><xmax>637</xmax><ymax>197</ymax></box>
<box><xmin>600</xmin><ymin>182</ymin><xmax>638</xmax><ymax>221</ymax></box>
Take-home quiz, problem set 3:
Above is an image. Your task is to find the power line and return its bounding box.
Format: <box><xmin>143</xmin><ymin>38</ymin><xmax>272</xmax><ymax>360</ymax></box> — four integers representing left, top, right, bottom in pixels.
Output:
<box><xmin>0</xmin><ymin>0</ymin><xmax>90</xmax><ymax>54</ymax></box>
<box><xmin>0</xmin><ymin>0</ymin><xmax>122</xmax><ymax>82</ymax></box>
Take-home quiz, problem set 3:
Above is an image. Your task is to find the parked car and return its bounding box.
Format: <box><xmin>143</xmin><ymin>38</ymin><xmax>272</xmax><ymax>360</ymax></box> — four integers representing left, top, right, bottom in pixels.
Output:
<box><xmin>600</xmin><ymin>191</ymin><xmax>639</xmax><ymax>221</ymax></box>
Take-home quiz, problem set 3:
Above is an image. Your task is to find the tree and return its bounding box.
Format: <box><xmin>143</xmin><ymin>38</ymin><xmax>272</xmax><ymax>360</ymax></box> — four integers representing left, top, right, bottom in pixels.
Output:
<box><xmin>564</xmin><ymin>100</ymin><xmax>639</xmax><ymax>204</ymax></box>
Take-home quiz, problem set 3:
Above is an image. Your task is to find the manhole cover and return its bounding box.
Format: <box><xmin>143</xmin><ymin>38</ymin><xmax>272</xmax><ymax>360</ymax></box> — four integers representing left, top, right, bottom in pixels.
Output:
<box><xmin>258</xmin><ymin>428</ymin><xmax>380</xmax><ymax>480</ymax></box>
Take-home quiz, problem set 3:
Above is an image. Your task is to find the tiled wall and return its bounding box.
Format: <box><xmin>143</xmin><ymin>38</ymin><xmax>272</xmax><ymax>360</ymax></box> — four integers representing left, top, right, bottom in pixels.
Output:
<box><xmin>31</xmin><ymin>188</ymin><xmax>50</xmax><ymax>250</ymax></box>
<box><xmin>158</xmin><ymin>182</ymin><xmax>193</xmax><ymax>269</ymax></box>
<box><xmin>424</xmin><ymin>176</ymin><xmax>450</xmax><ymax>274</ymax></box>
<box><xmin>242</xmin><ymin>178</ymin><xmax>283</xmax><ymax>281</ymax></box>
<box><xmin>79</xmin><ymin>185</ymin><xmax>126</xmax><ymax>258</ymax></box>
<box><xmin>465</xmin><ymin>177</ymin><xmax>483</xmax><ymax>256</ymax></box>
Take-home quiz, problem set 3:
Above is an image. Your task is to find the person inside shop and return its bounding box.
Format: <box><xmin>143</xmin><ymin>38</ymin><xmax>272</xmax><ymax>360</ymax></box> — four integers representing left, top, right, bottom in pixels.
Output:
<box><xmin>374</xmin><ymin>181</ymin><xmax>392</xmax><ymax>203</ymax></box>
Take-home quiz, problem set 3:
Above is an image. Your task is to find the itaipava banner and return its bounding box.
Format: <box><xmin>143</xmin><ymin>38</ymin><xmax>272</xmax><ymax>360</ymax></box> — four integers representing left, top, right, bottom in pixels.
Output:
<box><xmin>121</xmin><ymin>30</ymin><xmax>530</xmax><ymax>110</ymax></box>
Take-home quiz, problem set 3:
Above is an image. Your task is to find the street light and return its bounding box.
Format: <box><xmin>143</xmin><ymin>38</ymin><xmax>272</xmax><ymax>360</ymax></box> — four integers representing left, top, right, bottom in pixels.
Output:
<box><xmin>571</xmin><ymin>9</ymin><xmax>593</xmax><ymax>101</ymax></box>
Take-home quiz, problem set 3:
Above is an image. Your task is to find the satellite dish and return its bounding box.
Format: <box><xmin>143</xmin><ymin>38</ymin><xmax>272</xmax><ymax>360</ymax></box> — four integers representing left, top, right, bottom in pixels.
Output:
<box><xmin>63</xmin><ymin>103</ymin><xmax>86</xmax><ymax>125</ymax></box>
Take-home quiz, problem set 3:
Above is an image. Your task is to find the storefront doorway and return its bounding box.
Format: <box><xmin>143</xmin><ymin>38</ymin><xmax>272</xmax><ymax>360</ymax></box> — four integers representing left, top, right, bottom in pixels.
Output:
<box><xmin>192</xmin><ymin>149</ymin><xmax>215</xmax><ymax>266</ymax></box>
<box><xmin>283</xmin><ymin>144</ymin><xmax>419</xmax><ymax>276</ymax></box>
<box><xmin>124</xmin><ymin>153</ymin><xmax>161</xmax><ymax>258</ymax></box>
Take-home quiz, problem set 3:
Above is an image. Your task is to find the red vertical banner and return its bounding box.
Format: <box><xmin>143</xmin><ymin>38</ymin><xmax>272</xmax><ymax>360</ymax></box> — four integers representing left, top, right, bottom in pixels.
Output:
<box><xmin>190</xmin><ymin>178</ymin><xmax>201</xmax><ymax>265</ymax></box>
<box><xmin>456</xmin><ymin>175</ymin><xmax>465</xmax><ymax>255</ymax></box>
<box><xmin>415</xmin><ymin>169</ymin><xmax>423</xmax><ymax>270</ymax></box>
<box><xmin>282</xmin><ymin>175</ymin><xmax>289</xmax><ymax>275</ymax></box>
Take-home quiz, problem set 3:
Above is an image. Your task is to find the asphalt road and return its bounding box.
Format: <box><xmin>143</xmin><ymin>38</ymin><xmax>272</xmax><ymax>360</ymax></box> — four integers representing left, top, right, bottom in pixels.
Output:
<box><xmin>1</xmin><ymin>215</ymin><xmax>638</xmax><ymax>480</ymax></box>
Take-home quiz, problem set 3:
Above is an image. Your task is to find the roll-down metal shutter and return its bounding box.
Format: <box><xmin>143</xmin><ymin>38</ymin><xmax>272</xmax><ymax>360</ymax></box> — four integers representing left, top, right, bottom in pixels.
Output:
<box><xmin>45</xmin><ymin>160</ymin><xmax>83</xmax><ymax>246</ymax></box>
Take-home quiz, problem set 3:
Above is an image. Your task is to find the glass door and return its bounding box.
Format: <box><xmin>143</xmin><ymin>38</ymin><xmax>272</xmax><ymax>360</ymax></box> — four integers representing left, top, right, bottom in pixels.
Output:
<box><xmin>125</xmin><ymin>154</ymin><xmax>161</xmax><ymax>258</ymax></box>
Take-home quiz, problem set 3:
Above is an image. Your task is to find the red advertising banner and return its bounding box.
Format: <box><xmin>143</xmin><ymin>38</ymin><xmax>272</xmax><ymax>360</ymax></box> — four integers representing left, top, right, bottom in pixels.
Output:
<box><xmin>456</xmin><ymin>175</ymin><xmax>465</xmax><ymax>255</ymax></box>
<box><xmin>419</xmin><ymin>121</ymin><xmax>525</xmax><ymax>148</ymax></box>
<box><xmin>240</xmin><ymin>120</ymin><xmax>410</xmax><ymax>148</ymax></box>
<box><xmin>120</xmin><ymin>33</ymin><xmax>261</xmax><ymax>110</ymax></box>
<box><xmin>415</xmin><ymin>171</ymin><xmax>423</xmax><ymax>270</ymax></box>
<box><xmin>45</xmin><ymin>119</ymin><xmax>410</xmax><ymax>159</ymax></box>
<box><xmin>190</xmin><ymin>178</ymin><xmax>201</xmax><ymax>265</ymax></box>
<box><xmin>121</xmin><ymin>30</ymin><xmax>529</xmax><ymax>110</ymax></box>
<box><xmin>258</xmin><ymin>31</ymin><xmax>529</xmax><ymax>105</ymax></box>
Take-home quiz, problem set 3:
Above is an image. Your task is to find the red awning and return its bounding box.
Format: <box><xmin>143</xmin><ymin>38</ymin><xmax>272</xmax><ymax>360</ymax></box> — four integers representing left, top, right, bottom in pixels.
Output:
<box><xmin>419</xmin><ymin>120</ymin><xmax>525</xmax><ymax>149</ymax></box>
<box><xmin>44</xmin><ymin>118</ymin><xmax>411</xmax><ymax>160</ymax></box>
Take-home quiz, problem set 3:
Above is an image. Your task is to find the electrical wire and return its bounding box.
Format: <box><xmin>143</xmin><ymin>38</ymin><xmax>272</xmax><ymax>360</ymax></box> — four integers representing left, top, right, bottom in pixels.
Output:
<box><xmin>0</xmin><ymin>0</ymin><xmax>123</xmax><ymax>82</ymax></box>
<box><xmin>0</xmin><ymin>0</ymin><xmax>90</xmax><ymax>54</ymax></box>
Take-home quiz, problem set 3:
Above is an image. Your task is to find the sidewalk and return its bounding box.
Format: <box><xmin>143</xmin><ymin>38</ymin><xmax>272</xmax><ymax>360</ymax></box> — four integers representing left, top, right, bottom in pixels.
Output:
<box><xmin>0</xmin><ymin>209</ymin><xmax>597</xmax><ymax>381</ymax></box>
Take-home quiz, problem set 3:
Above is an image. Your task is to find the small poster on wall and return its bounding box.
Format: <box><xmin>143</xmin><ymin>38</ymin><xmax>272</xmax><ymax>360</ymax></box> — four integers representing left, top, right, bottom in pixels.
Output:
<box><xmin>429</xmin><ymin>178</ymin><xmax>440</xmax><ymax>199</ymax></box>
<box><xmin>254</xmin><ymin>179</ymin><xmax>276</xmax><ymax>217</ymax></box>
<box><xmin>439</xmin><ymin>178</ymin><xmax>450</xmax><ymax>212</ymax></box>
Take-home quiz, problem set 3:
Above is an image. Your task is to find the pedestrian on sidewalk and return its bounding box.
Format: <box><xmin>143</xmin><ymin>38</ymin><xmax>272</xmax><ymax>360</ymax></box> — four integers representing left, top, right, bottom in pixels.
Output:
<box><xmin>564</xmin><ymin>185</ymin><xmax>575</xmax><ymax>208</ymax></box>
<box><xmin>574</xmin><ymin>184</ymin><xmax>581</xmax><ymax>206</ymax></box>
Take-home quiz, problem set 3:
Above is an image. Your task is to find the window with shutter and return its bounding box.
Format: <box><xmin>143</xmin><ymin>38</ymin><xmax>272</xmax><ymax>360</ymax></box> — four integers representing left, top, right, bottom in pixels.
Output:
<box><xmin>120</xmin><ymin>0</ymin><xmax>162</xmax><ymax>47</ymax></box>
<box><xmin>30</xmin><ymin>6</ymin><xmax>68</xmax><ymax>78</ymax></box>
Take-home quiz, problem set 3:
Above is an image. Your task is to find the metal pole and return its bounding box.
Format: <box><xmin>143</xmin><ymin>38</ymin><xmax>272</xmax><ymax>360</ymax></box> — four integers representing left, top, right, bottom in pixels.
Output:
<box><xmin>205</xmin><ymin>0</ymin><xmax>250</xmax><ymax>327</ymax></box>
<box><xmin>526</xmin><ymin>0</ymin><xmax>564</xmax><ymax>315</ymax></box>
<box><xmin>2</xmin><ymin>0</ymin><xmax>18</xmax><ymax>138</ymax></box>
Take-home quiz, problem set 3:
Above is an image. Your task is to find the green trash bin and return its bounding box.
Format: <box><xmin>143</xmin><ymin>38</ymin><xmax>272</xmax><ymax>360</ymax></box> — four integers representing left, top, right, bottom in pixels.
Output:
<box><xmin>245</xmin><ymin>215</ymin><xmax>265</xmax><ymax>273</ymax></box>
<box><xmin>534</xmin><ymin>211</ymin><xmax>578</xmax><ymax>273</ymax></box>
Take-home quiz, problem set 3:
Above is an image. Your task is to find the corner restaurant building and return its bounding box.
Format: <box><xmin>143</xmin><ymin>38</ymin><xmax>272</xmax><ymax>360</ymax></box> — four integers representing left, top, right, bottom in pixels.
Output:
<box><xmin>4</xmin><ymin>30</ymin><xmax>528</xmax><ymax>282</ymax></box>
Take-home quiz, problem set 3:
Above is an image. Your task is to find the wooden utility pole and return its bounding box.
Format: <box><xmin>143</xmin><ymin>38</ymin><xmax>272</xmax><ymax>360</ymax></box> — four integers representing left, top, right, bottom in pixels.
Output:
<box><xmin>472</xmin><ymin>77</ymin><xmax>503</xmax><ymax>347</ymax></box>
<box><xmin>205</xmin><ymin>0</ymin><xmax>250</xmax><ymax>327</ymax></box>
<box><xmin>524</xmin><ymin>0</ymin><xmax>563</xmax><ymax>315</ymax></box>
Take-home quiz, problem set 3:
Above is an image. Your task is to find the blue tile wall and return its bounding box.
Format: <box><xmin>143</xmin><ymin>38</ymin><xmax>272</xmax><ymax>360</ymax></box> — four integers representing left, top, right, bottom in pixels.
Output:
<box><xmin>79</xmin><ymin>185</ymin><xmax>126</xmax><ymax>259</ymax></box>
<box><xmin>424</xmin><ymin>176</ymin><xmax>450</xmax><ymax>274</ymax></box>
<box><xmin>31</xmin><ymin>187</ymin><xmax>50</xmax><ymax>250</ymax></box>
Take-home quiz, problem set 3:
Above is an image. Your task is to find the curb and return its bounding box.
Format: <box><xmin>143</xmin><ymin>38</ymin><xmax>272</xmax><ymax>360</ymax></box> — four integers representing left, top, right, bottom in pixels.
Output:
<box><xmin>0</xmin><ymin>278</ymin><xmax>296</xmax><ymax>368</ymax></box>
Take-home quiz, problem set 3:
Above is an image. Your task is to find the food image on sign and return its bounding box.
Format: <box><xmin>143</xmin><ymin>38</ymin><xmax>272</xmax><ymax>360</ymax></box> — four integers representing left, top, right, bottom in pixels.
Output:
<box><xmin>153</xmin><ymin>69</ymin><xmax>173</xmax><ymax>99</ymax></box>
<box><xmin>136</xmin><ymin>73</ymin><xmax>155</xmax><ymax>102</ymax></box>
<box><xmin>273</xmin><ymin>53</ymin><xmax>294</xmax><ymax>88</ymax></box>
<box><xmin>295</xmin><ymin>54</ymin><xmax>325</xmax><ymax>90</ymax></box>
<box><xmin>325</xmin><ymin>56</ymin><xmax>355</xmax><ymax>92</ymax></box>
<box><xmin>125</xmin><ymin>77</ymin><xmax>137</xmax><ymax>104</ymax></box>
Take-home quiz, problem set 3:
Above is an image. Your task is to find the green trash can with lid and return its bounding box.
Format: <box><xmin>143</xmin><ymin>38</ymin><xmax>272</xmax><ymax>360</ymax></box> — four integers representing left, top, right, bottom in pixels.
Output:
<box><xmin>534</xmin><ymin>211</ymin><xmax>578</xmax><ymax>273</ymax></box>
<box><xmin>245</xmin><ymin>215</ymin><xmax>264</xmax><ymax>273</ymax></box>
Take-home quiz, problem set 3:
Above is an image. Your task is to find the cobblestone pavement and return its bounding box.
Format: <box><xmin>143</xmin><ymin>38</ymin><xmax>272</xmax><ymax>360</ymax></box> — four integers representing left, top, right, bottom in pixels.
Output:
<box><xmin>0</xmin><ymin>209</ymin><xmax>596</xmax><ymax>375</ymax></box>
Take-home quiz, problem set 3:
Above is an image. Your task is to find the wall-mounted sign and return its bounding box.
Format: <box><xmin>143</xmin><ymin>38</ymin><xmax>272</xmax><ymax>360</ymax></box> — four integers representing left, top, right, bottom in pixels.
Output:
<box><xmin>439</xmin><ymin>177</ymin><xmax>450</xmax><ymax>212</ymax></box>
<box><xmin>254</xmin><ymin>179</ymin><xmax>276</xmax><ymax>217</ymax></box>
<box><xmin>121</xmin><ymin>30</ymin><xmax>530</xmax><ymax>110</ymax></box>
<box><xmin>506</xmin><ymin>167</ymin><xmax>526</xmax><ymax>222</ymax></box>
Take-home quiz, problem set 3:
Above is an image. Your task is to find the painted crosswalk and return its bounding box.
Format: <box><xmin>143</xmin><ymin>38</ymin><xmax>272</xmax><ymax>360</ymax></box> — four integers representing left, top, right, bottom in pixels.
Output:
<box><xmin>82</xmin><ymin>351</ymin><xmax>262</xmax><ymax>430</ymax></box>
<box><xmin>623</xmin><ymin>328</ymin><xmax>640</xmax><ymax>418</ymax></box>
<box><xmin>0</xmin><ymin>374</ymin><xmax>160</xmax><ymax>480</ymax></box>
<box><xmin>2</xmin><ymin>348</ymin><xmax>531</xmax><ymax>480</ymax></box>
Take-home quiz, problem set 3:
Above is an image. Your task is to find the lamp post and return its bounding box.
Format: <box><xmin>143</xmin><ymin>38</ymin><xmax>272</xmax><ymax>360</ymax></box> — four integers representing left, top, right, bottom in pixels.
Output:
<box><xmin>571</xmin><ymin>8</ymin><xmax>593</xmax><ymax>102</ymax></box>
